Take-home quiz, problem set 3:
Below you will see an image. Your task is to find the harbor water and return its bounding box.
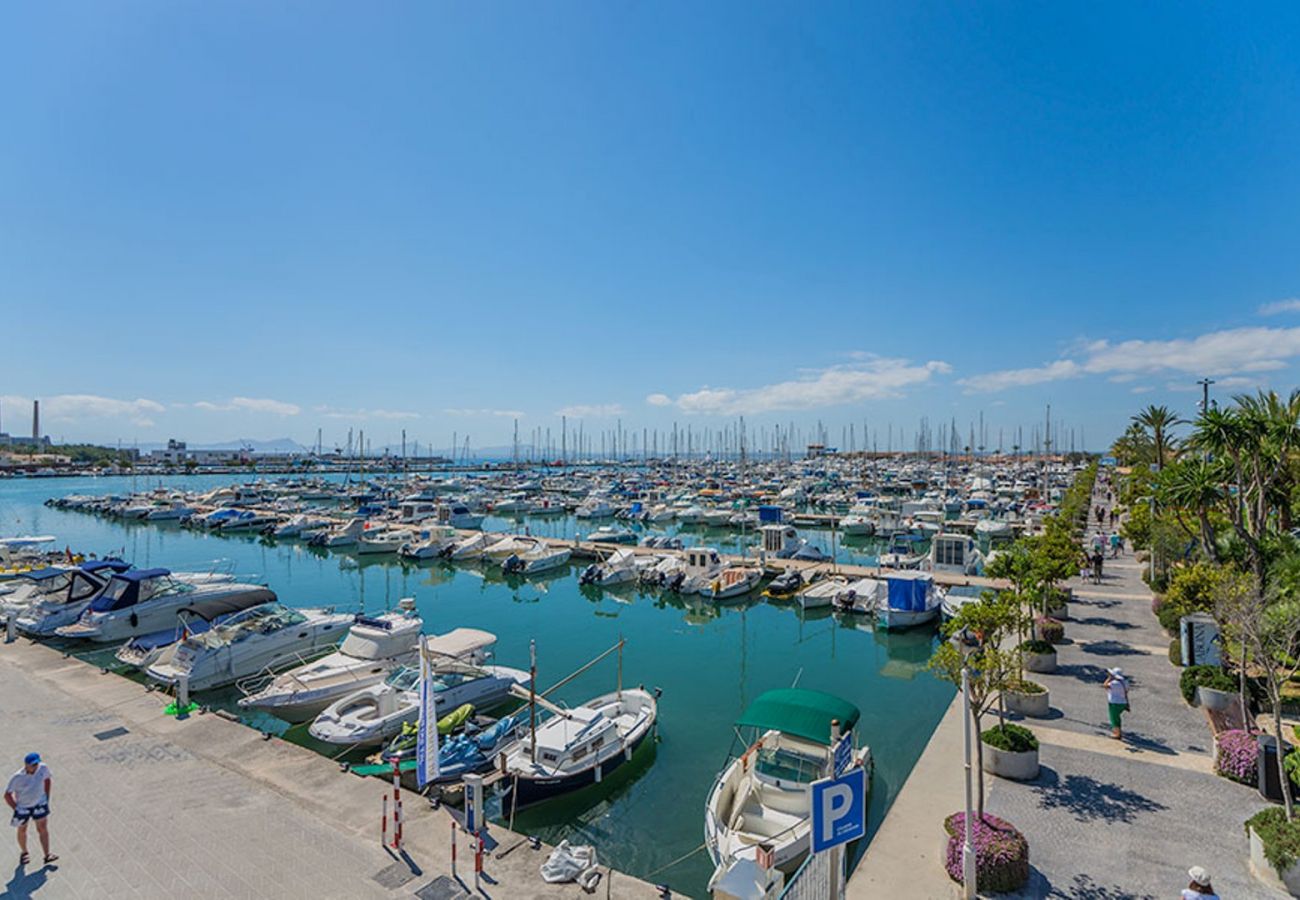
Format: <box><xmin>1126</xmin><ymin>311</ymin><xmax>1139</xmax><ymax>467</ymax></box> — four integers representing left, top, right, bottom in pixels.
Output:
<box><xmin>1</xmin><ymin>474</ymin><xmax>955</xmax><ymax>898</ymax></box>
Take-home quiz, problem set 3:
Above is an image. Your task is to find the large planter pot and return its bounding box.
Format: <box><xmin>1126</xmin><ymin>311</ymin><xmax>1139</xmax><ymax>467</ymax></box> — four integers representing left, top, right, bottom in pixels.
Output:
<box><xmin>1198</xmin><ymin>686</ymin><xmax>1234</xmax><ymax>712</ymax></box>
<box><xmin>1249</xmin><ymin>826</ymin><xmax>1300</xmax><ymax>896</ymax></box>
<box><xmin>1004</xmin><ymin>688</ymin><xmax>1051</xmax><ymax>718</ymax></box>
<box><xmin>1024</xmin><ymin>650</ymin><xmax>1057</xmax><ymax>674</ymax></box>
<box><xmin>981</xmin><ymin>743</ymin><xmax>1040</xmax><ymax>781</ymax></box>
<box><xmin>1045</xmin><ymin>591</ymin><xmax>1070</xmax><ymax>621</ymax></box>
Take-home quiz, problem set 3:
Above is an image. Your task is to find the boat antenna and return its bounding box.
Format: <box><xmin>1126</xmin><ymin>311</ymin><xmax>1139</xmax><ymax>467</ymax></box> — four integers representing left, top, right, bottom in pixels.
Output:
<box><xmin>617</xmin><ymin>632</ymin><xmax>623</xmax><ymax>700</ymax></box>
<box><xmin>529</xmin><ymin>639</ymin><xmax>537</xmax><ymax>763</ymax></box>
<box><xmin>791</xmin><ymin>666</ymin><xmax>804</xmax><ymax>689</ymax></box>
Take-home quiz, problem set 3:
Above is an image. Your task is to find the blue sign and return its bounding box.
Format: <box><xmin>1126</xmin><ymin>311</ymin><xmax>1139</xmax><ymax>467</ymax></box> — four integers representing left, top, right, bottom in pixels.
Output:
<box><xmin>833</xmin><ymin>733</ymin><xmax>853</xmax><ymax>777</ymax></box>
<box><xmin>810</xmin><ymin>767</ymin><xmax>867</xmax><ymax>853</ymax></box>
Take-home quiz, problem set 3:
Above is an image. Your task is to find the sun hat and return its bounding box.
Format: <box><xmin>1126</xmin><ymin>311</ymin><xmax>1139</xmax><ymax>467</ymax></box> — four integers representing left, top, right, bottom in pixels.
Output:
<box><xmin>1108</xmin><ymin>667</ymin><xmax>1124</xmax><ymax>677</ymax></box>
<box><xmin>1188</xmin><ymin>865</ymin><xmax>1211</xmax><ymax>884</ymax></box>
<box><xmin>23</xmin><ymin>752</ymin><xmax>40</xmax><ymax>766</ymax></box>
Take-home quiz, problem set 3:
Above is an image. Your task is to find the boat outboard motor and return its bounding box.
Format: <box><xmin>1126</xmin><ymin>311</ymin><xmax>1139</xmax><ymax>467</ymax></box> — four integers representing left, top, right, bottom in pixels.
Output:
<box><xmin>578</xmin><ymin>563</ymin><xmax>601</xmax><ymax>586</ymax></box>
<box><xmin>666</xmin><ymin>571</ymin><xmax>686</xmax><ymax>592</ymax></box>
<box><xmin>502</xmin><ymin>554</ymin><xmax>522</xmax><ymax>574</ymax></box>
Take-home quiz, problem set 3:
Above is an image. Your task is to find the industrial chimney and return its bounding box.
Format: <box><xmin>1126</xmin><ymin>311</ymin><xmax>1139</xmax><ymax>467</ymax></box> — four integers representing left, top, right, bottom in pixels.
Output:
<box><xmin>32</xmin><ymin>399</ymin><xmax>40</xmax><ymax>441</ymax></box>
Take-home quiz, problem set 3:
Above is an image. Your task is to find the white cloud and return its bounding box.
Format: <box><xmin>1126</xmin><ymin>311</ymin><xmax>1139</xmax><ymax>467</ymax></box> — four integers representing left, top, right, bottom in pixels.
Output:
<box><xmin>313</xmin><ymin>405</ymin><xmax>419</xmax><ymax>421</ymax></box>
<box><xmin>1130</xmin><ymin>385</ymin><xmax>1155</xmax><ymax>394</ymax></box>
<box><xmin>651</xmin><ymin>357</ymin><xmax>951</xmax><ymax>416</ymax></box>
<box><xmin>2</xmin><ymin>393</ymin><xmax>165</xmax><ymax>428</ymax></box>
<box><xmin>194</xmin><ymin>397</ymin><xmax>300</xmax><ymax>416</ymax></box>
<box><xmin>1166</xmin><ymin>375</ymin><xmax>1261</xmax><ymax>393</ymax></box>
<box><xmin>1259</xmin><ymin>298</ymin><xmax>1300</xmax><ymax>316</ymax></box>
<box><xmin>555</xmin><ymin>403</ymin><xmax>625</xmax><ymax>418</ymax></box>
<box><xmin>645</xmin><ymin>393</ymin><xmax>672</xmax><ymax>407</ymax></box>
<box><xmin>443</xmin><ymin>408</ymin><xmax>524</xmax><ymax>418</ymax></box>
<box><xmin>961</xmin><ymin>326</ymin><xmax>1300</xmax><ymax>393</ymax></box>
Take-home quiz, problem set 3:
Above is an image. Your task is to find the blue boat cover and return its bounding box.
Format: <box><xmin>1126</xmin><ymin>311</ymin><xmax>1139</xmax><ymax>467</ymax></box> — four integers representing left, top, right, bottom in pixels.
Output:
<box><xmin>119</xmin><ymin>568</ymin><xmax>170</xmax><ymax>582</ymax></box>
<box><xmin>758</xmin><ymin>505</ymin><xmax>783</xmax><ymax>524</ymax></box>
<box><xmin>21</xmin><ymin>568</ymin><xmax>66</xmax><ymax>582</ymax></box>
<box><xmin>887</xmin><ymin>575</ymin><xmax>932</xmax><ymax>612</ymax></box>
<box><xmin>82</xmin><ymin>559</ymin><xmax>130</xmax><ymax>574</ymax></box>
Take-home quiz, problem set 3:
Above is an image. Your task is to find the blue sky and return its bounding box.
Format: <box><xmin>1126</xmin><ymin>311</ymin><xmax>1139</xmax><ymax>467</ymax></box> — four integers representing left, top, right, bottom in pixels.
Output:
<box><xmin>3</xmin><ymin>2</ymin><xmax>1299</xmax><ymax>451</ymax></box>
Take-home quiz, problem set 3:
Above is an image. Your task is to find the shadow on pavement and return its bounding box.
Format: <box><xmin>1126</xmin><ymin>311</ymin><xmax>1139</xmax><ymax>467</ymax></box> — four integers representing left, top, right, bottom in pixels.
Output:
<box><xmin>5</xmin><ymin>862</ymin><xmax>52</xmax><ymax>899</ymax></box>
<box><xmin>1048</xmin><ymin>872</ymin><xmax>1157</xmax><ymax>899</ymax></box>
<box><xmin>1080</xmin><ymin>640</ymin><xmax>1146</xmax><ymax>656</ymax></box>
<box><xmin>1033</xmin><ymin>767</ymin><xmax>1169</xmax><ymax>824</ymax></box>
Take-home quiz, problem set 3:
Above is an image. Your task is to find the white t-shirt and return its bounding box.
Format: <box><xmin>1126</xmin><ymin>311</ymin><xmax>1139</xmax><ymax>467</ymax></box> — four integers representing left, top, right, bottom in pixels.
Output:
<box><xmin>1182</xmin><ymin>889</ymin><xmax>1218</xmax><ymax>900</ymax></box>
<box><xmin>1106</xmin><ymin>679</ymin><xmax>1128</xmax><ymax>704</ymax></box>
<box><xmin>5</xmin><ymin>765</ymin><xmax>50</xmax><ymax>808</ymax></box>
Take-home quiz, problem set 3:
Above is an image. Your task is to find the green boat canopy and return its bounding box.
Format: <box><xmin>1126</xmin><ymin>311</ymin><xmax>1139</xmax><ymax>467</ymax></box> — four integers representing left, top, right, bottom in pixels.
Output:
<box><xmin>734</xmin><ymin>689</ymin><xmax>861</xmax><ymax>746</ymax></box>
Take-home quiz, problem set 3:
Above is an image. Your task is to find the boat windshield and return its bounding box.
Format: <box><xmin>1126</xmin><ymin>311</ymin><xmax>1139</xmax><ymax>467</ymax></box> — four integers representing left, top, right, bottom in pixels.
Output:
<box><xmin>754</xmin><ymin>746</ymin><xmax>825</xmax><ymax>784</ymax></box>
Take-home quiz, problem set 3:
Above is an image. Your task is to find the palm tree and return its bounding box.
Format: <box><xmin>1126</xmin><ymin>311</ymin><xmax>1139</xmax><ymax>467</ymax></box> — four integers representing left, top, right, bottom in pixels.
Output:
<box><xmin>1132</xmin><ymin>405</ymin><xmax>1185</xmax><ymax>471</ymax></box>
<box><xmin>1158</xmin><ymin>458</ymin><xmax>1225</xmax><ymax>561</ymax></box>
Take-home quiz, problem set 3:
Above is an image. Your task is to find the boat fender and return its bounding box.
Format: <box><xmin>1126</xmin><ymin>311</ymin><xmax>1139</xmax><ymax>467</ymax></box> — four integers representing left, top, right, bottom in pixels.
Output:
<box><xmin>129</xmin><ymin>612</ymin><xmax>138</xmax><ymax>629</ymax></box>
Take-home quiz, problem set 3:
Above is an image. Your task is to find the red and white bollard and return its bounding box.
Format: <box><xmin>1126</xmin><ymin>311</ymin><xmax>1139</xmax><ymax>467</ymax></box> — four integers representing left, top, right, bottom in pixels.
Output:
<box><xmin>391</xmin><ymin>759</ymin><xmax>404</xmax><ymax>850</ymax></box>
<box><xmin>381</xmin><ymin>795</ymin><xmax>388</xmax><ymax>846</ymax></box>
<box><xmin>450</xmin><ymin>820</ymin><xmax>457</xmax><ymax>878</ymax></box>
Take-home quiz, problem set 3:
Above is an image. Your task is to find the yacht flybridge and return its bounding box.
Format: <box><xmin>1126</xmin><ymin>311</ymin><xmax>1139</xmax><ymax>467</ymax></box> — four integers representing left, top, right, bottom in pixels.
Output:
<box><xmin>705</xmin><ymin>689</ymin><xmax>872</xmax><ymax>891</ymax></box>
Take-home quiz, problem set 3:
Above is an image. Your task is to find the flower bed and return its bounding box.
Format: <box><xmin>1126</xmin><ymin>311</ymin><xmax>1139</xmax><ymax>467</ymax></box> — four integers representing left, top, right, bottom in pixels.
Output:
<box><xmin>943</xmin><ymin>812</ymin><xmax>1030</xmax><ymax>893</ymax></box>
<box><xmin>1215</xmin><ymin>729</ymin><xmax>1258</xmax><ymax>785</ymax></box>
<box><xmin>1035</xmin><ymin>616</ymin><xmax>1064</xmax><ymax>644</ymax></box>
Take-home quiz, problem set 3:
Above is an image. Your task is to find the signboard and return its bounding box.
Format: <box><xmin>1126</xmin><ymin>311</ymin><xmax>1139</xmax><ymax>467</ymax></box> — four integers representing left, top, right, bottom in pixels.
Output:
<box><xmin>810</xmin><ymin>766</ymin><xmax>867</xmax><ymax>853</ymax></box>
<box><xmin>833</xmin><ymin>733</ymin><xmax>853</xmax><ymax>777</ymax></box>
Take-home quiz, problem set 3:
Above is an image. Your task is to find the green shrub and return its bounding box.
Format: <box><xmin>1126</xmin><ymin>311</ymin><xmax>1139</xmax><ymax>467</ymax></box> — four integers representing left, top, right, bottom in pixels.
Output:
<box><xmin>1004</xmin><ymin>679</ymin><xmax>1045</xmax><ymax>695</ymax></box>
<box><xmin>1180</xmin><ymin>665</ymin><xmax>1234</xmax><ymax>704</ymax></box>
<box><xmin>1156</xmin><ymin>561</ymin><xmax>1229</xmax><ymax>632</ymax></box>
<box><xmin>1020</xmin><ymin>639</ymin><xmax>1055</xmax><ymax>655</ymax></box>
<box><xmin>1168</xmin><ymin>637</ymin><xmax>1182</xmax><ymax>667</ymax></box>
<box><xmin>1247</xmin><ymin>807</ymin><xmax>1300</xmax><ymax>873</ymax></box>
<box><xmin>982</xmin><ymin>723</ymin><xmax>1039</xmax><ymax>753</ymax></box>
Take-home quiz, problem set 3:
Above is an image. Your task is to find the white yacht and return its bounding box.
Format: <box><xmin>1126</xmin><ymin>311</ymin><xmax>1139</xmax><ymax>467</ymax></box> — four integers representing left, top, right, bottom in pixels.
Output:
<box><xmin>705</xmin><ymin>689</ymin><xmax>871</xmax><ymax>889</ymax></box>
<box><xmin>437</xmin><ymin>504</ymin><xmax>485</xmax><ymax>530</ymax></box>
<box><xmin>704</xmin><ymin>565</ymin><xmax>763</xmax><ymax>601</ymax></box>
<box><xmin>146</xmin><ymin>603</ymin><xmax>354</xmax><ymax>692</ymax></box>
<box><xmin>578</xmin><ymin>548</ymin><xmax>643</xmax><ymax>587</ymax></box>
<box><xmin>237</xmin><ymin>603</ymin><xmax>424</xmax><ymax>721</ymax></box>
<box><xmin>482</xmin><ymin>534</ymin><xmax>536</xmax><ymax>559</ymax></box>
<box><xmin>356</xmin><ymin>528</ymin><xmax>407</xmax><ymax>555</ymax></box>
<box><xmin>308</xmin><ymin>629</ymin><xmax>529</xmax><ymax>747</ymax></box>
<box><xmin>55</xmin><ymin>569</ymin><xmax>275</xmax><ymax>643</ymax></box>
<box><xmin>309</xmin><ymin>517</ymin><xmax>370</xmax><ymax>548</ymax></box>
<box><xmin>448</xmin><ymin>532</ymin><xmax>493</xmax><ymax>560</ymax></box>
<box><xmin>575</xmin><ymin>497</ymin><xmax>615</xmax><ymax>519</ymax></box>
<box><xmin>929</xmin><ymin>533</ymin><xmax>984</xmax><ymax>577</ymax></box>
<box><xmin>675</xmin><ymin>547</ymin><xmax>725</xmax><ymax>594</ymax></box>
<box><xmin>4</xmin><ymin>560</ymin><xmax>132</xmax><ymax>635</ymax></box>
<box><xmin>397</xmin><ymin>526</ymin><xmax>459</xmax><ymax>560</ymax></box>
<box><xmin>796</xmin><ymin>575</ymin><xmax>851</xmax><ymax>610</ymax></box>
<box><xmin>501</xmin><ymin>687</ymin><xmax>658</xmax><ymax>813</ymax></box>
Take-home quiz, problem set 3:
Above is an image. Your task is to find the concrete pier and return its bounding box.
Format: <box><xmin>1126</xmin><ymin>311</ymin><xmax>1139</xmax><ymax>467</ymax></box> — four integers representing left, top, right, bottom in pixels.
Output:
<box><xmin>0</xmin><ymin>638</ymin><xmax>664</xmax><ymax>899</ymax></box>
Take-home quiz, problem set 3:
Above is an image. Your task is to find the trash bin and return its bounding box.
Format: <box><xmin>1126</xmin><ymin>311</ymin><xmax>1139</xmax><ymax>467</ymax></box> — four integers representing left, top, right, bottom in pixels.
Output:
<box><xmin>1259</xmin><ymin>734</ymin><xmax>1292</xmax><ymax>803</ymax></box>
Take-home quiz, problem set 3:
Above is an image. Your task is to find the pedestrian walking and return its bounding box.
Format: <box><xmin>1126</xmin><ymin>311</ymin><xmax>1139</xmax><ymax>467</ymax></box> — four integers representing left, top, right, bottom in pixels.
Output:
<box><xmin>5</xmin><ymin>752</ymin><xmax>56</xmax><ymax>866</ymax></box>
<box><xmin>1181</xmin><ymin>865</ymin><xmax>1218</xmax><ymax>899</ymax></box>
<box><xmin>1109</xmin><ymin>531</ymin><xmax>1121</xmax><ymax>558</ymax></box>
<box><xmin>1080</xmin><ymin>553</ymin><xmax>1092</xmax><ymax>582</ymax></box>
<box><xmin>1092</xmin><ymin>549</ymin><xmax>1104</xmax><ymax>583</ymax></box>
<box><xmin>1103</xmin><ymin>667</ymin><xmax>1130</xmax><ymax>739</ymax></box>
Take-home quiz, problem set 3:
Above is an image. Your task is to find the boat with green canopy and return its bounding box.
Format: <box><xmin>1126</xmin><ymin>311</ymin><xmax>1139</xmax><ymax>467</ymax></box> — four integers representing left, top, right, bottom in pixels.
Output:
<box><xmin>704</xmin><ymin>688</ymin><xmax>872</xmax><ymax>894</ymax></box>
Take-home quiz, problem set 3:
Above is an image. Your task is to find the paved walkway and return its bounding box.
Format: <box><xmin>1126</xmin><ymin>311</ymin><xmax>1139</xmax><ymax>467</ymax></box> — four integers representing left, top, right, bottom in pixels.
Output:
<box><xmin>0</xmin><ymin>638</ymin><xmax>661</xmax><ymax>900</ymax></box>
<box><xmin>853</xmin><ymin>474</ymin><xmax>1279</xmax><ymax>898</ymax></box>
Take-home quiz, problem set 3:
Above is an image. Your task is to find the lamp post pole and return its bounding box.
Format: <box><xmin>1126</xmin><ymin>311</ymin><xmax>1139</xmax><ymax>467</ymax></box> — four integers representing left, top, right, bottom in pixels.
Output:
<box><xmin>961</xmin><ymin>664</ymin><xmax>976</xmax><ymax>898</ymax></box>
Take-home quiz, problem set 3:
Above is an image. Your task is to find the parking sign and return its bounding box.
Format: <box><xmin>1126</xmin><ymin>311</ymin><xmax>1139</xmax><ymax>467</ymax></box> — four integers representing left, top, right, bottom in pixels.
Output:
<box><xmin>810</xmin><ymin>766</ymin><xmax>867</xmax><ymax>853</ymax></box>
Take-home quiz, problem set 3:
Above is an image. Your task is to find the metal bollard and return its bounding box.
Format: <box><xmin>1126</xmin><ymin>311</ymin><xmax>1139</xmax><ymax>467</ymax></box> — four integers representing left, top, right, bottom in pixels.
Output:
<box><xmin>382</xmin><ymin>796</ymin><xmax>388</xmax><ymax>846</ymax></box>
<box><xmin>5</xmin><ymin>613</ymin><xmax>15</xmax><ymax>644</ymax></box>
<box><xmin>474</xmin><ymin>833</ymin><xmax>483</xmax><ymax>892</ymax></box>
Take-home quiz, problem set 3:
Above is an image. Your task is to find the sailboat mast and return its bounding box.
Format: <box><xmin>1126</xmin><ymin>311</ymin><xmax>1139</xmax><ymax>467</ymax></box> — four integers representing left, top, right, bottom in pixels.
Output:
<box><xmin>529</xmin><ymin>639</ymin><xmax>537</xmax><ymax>763</ymax></box>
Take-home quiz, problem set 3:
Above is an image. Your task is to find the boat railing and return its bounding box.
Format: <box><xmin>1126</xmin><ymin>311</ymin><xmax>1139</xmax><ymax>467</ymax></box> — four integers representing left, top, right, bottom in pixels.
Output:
<box><xmin>234</xmin><ymin>643</ymin><xmax>339</xmax><ymax>697</ymax></box>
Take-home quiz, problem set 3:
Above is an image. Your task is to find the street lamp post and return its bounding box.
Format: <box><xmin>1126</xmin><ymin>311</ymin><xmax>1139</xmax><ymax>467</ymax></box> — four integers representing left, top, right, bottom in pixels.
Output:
<box><xmin>951</xmin><ymin>628</ymin><xmax>978</xmax><ymax>899</ymax></box>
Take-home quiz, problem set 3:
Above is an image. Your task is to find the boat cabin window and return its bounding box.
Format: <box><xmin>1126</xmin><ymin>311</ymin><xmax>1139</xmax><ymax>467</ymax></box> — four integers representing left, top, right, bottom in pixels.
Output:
<box><xmin>89</xmin><ymin>578</ymin><xmax>138</xmax><ymax>612</ymax></box>
<box><xmin>755</xmin><ymin>746</ymin><xmax>825</xmax><ymax>784</ymax></box>
<box><xmin>934</xmin><ymin>539</ymin><xmax>966</xmax><ymax>567</ymax></box>
<box><xmin>541</xmin><ymin>751</ymin><xmax>559</xmax><ymax>764</ymax></box>
<box><xmin>67</xmin><ymin>572</ymin><xmax>103</xmax><ymax>603</ymax></box>
<box><xmin>571</xmin><ymin>744</ymin><xmax>588</xmax><ymax>762</ymax></box>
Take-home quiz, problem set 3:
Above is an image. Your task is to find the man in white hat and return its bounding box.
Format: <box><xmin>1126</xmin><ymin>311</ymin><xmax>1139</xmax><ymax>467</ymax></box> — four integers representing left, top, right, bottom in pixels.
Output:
<box><xmin>1182</xmin><ymin>864</ymin><xmax>1217</xmax><ymax>899</ymax></box>
<box><xmin>5</xmin><ymin>751</ymin><xmax>56</xmax><ymax>867</ymax></box>
<box><xmin>1103</xmin><ymin>667</ymin><xmax>1129</xmax><ymax>739</ymax></box>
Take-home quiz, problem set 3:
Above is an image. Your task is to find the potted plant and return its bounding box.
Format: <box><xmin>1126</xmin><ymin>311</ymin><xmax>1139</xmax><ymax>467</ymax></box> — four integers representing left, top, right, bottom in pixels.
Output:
<box><xmin>1002</xmin><ymin>678</ymin><xmax>1050</xmax><ymax>718</ymax></box>
<box><xmin>1214</xmin><ymin>729</ymin><xmax>1260</xmax><ymax>785</ymax></box>
<box><xmin>943</xmin><ymin>812</ymin><xmax>1030</xmax><ymax>893</ymax></box>
<box><xmin>1020</xmin><ymin>638</ymin><xmax>1057</xmax><ymax>673</ymax></box>
<box><xmin>981</xmin><ymin>723</ymin><xmax>1040</xmax><ymax>780</ymax></box>
<box><xmin>1180</xmin><ymin>664</ymin><xmax>1235</xmax><ymax>709</ymax></box>
<box><xmin>1044</xmin><ymin>587</ymin><xmax>1069</xmax><ymax>621</ymax></box>
<box><xmin>1247</xmin><ymin>807</ymin><xmax>1300</xmax><ymax>895</ymax></box>
<box><xmin>1035</xmin><ymin>616</ymin><xmax>1065</xmax><ymax>645</ymax></box>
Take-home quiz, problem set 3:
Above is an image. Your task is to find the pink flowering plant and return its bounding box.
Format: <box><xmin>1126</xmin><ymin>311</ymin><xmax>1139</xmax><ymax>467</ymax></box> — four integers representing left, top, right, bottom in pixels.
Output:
<box><xmin>943</xmin><ymin>811</ymin><xmax>1030</xmax><ymax>893</ymax></box>
<box><xmin>1214</xmin><ymin>729</ymin><xmax>1258</xmax><ymax>785</ymax></box>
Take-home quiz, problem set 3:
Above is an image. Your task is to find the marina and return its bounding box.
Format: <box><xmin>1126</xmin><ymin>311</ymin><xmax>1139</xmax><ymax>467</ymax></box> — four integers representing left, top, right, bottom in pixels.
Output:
<box><xmin>0</xmin><ymin>459</ymin><xmax>1068</xmax><ymax>897</ymax></box>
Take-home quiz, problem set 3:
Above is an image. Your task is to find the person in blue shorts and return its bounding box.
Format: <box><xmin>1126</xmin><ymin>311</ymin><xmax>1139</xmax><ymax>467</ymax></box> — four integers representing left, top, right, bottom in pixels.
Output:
<box><xmin>5</xmin><ymin>752</ymin><xmax>57</xmax><ymax>867</ymax></box>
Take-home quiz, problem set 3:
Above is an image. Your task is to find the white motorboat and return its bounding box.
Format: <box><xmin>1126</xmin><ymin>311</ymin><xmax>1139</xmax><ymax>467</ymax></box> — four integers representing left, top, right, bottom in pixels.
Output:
<box><xmin>398</xmin><ymin>526</ymin><xmax>459</xmax><ymax>560</ymax></box>
<box><xmin>676</xmin><ymin>505</ymin><xmax>708</xmax><ymax>525</ymax></box>
<box><xmin>796</xmin><ymin>575</ymin><xmax>850</xmax><ymax>610</ymax></box>
<box><xmin>356</xmin><ymin>528</ymin><xmax>407</xmax><ymax>555</ymax></box>
<box><xmin>586</xmin><ymin>525</ymin><xmax>637</xmax><ymax>545</ymax></box>
<box><xmin>482</xmin><ymin>535</ymin><xmax>536</xmax><ymax>559</ymax></box>
<box><xmin>436</xmin><ymin>504</ymin><xmax>485</xmax><ymax>530</ymax></box>
<box><xmin>449</xmin><ymin>532</ymin><xmax>493</xmax><ymax>560</ymax></box>
<box><xmin>146</xmin><ymin>503</ymin><xmax>195</xmax><ymax>521</ymax></box>
<box><xmin>492</xmin><ymin>495</ymin><xmax>533</xmax><ymax>515</ymax></box>
<box><xmin>705</xmin><ymin>689</ymin><xmax>871</xmax><ymax>889</ymax></box>
<box><xmin>501</xmin><ymin>686</ymin><xmax>658</xmax><ymax>813</ymax></box>
<box><xmin>675</xmin><ymin>547</ymin><xmax>725</xmax><ymax>594</ymax></box>
<box><xmin>503</xmin><ymin>544</ymin><xmax>572</xmax><ymax>576</ymax></box>
<box><xmin>830</xmin><ymin>577</ymin><xmax>886</xmax><ymax>615</ymax></box>
<box><xmin>308</xmin><ymin>629</ymin><xmax>529</xmax><ymax>747</ymax></box>
<box><xmin>578</xmin><ymin>548</ymin><xmax>643</xmax><ymax>587</ymax></box>
<box><xmin>929</xmin><ymin>533</ymin><xmax>984</xmax><ymax>577</ymax></box>
<box><xmin>309</xmin><ymin>517</ymin><xmax>370</xmax><ymax>548</ymax></box>
<box><xmin>527</xmin><ymin>497</ymin><xmax>568</xmax><ymax>517</ymax></box>
<box><xmin>837</xmin><ymin>513</ymin><xmax>875</xmax><ymax>536</ymax></box>
<box><xmin>760</xmin><ymin>525</ymin><xmax>828</xmax><ymax>562</ymax></box>
<box><xmin>877</xmin><ymin>533</ymin><xmax>927</xmax><ymax>569</ymax></box>
<box><xmin>146</xmin><ymin>603</ymin><xmax>354</xmax><ymax>692</ymax></box>
<box><xmin>575</xmin><ymin>497</ymin><xmax>615</xmax><ymax>519</ymax></box>
<box><xmin>273</xmin><ymin>513</ymin><xmax>333</xmax><ymax>538</ymax></box>
<box><xmin>704</xmin><ymin>565</ymin><xmax>763</xmax><ymax>601</ymax></box>
<box><xmin>55</xmin><ymin>569</ymin><xmax>275</xmax><ymax>643</ymax></box>
<box><xmin>974</xmin><ymin>518</ymin><xmax>1014</xmax><ymax>539</ymax></box>
<box><xmin>646</xmin><ymin>504</ymin><xmax>677</xmax><ymax>523</ymax></box>
<box><xmin>238</xmin><ymin>603</ymin><xmax>424</xmax><ymax>721</ymax></box>
<box><xmin>874</xmin><ymin>573</ymin><xmax>942</xmax><ymax>630</ymax></box>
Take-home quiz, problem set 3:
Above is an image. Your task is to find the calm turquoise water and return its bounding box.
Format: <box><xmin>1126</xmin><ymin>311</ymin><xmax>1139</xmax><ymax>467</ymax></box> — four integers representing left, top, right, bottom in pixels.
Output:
<box><xmin>0</xmin><ymin>474</ymin><xmax>954</xmax><ymax>898</ymax></box>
